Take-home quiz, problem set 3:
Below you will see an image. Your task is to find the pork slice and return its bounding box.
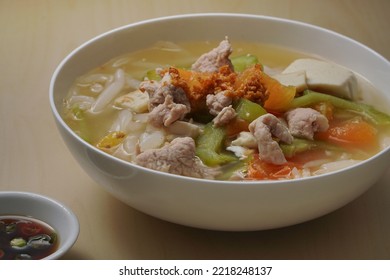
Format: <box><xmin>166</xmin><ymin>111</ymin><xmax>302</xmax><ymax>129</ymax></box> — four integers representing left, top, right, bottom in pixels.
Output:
<box><xmin>206</xmin><ymin>91</ymin><xmax>233</xmax><ymax>116</ymax></box>
<box><xmin>140</xmin><ymin>73</ymin><xmax>190</xmax><ymax>110</ymax></box>
<box><xmin>135</xmin><ymin>137</ymin><xmax>217</xmax><ymax>179</ymax></box>
<box><xmin>191</xmin><ymin>37</ymin><xmax>234</xmax><ymax>73</ymax></box>
<box><xmin>285</xmin><ymin>108</ymin><xmax>329</xmax><ymax>140</ymax></box>
<box><xmin>148</xmin><ymin>95</ymin><xmax>189</xmax><ymax>127</ymax></box>
<box><xmin>139</xmin><ymin>79</ymin><xmax>162</xmax><ymax>109</ymax></box>
<box><xmin>140</xmin><ymin>72</ymin><xmax>191</xmax><ymax>127</ymax></box>
<box><xmin>249</xmin><ymin>114</ymin><xmax>293</xmax><ymax>165</ymax></box>
<box><xmin>212</xmin><ymin>105</ymin><xmax>237</xmax><ymax>127</ymax></box>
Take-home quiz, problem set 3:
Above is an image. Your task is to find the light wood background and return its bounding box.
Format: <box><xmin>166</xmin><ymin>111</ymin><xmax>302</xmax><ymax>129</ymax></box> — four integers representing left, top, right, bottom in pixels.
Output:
<box><xmin>1</xmin><ymin>0</ymin><xmax>390</xmax><ymax>259</ymax></box>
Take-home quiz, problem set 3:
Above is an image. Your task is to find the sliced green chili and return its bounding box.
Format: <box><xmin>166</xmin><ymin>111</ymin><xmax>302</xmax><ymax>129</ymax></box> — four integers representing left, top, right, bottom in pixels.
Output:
<box><xmin>280</xmin><ymin>138</ymin><xmax>343</xmax><ymax>158</ymax></box>
<box><xmin>289</xmin><ymin>90</ymin><xmax>390</xmax><ymax>126</ymax></box>
<box><xmin>231</xmin><ymin>54</ymin><xmax>261</xmax><ymax>72</ymax></box>
<box><xmin>196</xmin><ymin>123</ymin><xmax>237</xmax><ymax>166</ymax></box>
<box><xmin>234</xmin><ymin>98</ymin><xmax>267</xmax><ymax>122</ymax></box>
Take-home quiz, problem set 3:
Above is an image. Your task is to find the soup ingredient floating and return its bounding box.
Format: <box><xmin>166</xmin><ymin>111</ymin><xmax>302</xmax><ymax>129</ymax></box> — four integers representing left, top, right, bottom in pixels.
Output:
<box><xmin>0</xmin><ymin>215</ymin><xmax>58</xmax><ymax>260</ymax></box>
<box><xmin>63</xmin><ymin>37</ymin><xmax>390</xmax><ymax>181</ymax></box>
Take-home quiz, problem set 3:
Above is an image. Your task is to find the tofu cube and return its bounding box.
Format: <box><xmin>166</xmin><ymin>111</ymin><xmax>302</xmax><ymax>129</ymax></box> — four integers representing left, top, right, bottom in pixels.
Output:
<box><xmin>282</xmin><ymin>58</ymin><xmax>358</xmax><ymax>100</ymax></box>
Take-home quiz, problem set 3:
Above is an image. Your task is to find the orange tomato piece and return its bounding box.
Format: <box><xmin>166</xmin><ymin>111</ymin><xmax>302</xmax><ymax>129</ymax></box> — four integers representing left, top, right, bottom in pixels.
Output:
<box><xmin>262</xmin><ymin>73</ymin><xmax>296</xmax><ymax>112</ymax></box>
<box><xmin>316</xmin><ymin>118</ymin><xmax>378</xmax><ymax>150</ymax></box>
<box><xmin>247</xmin><ymin>154</ymin><xmax>301</xmax><ymax>180</ymax></box>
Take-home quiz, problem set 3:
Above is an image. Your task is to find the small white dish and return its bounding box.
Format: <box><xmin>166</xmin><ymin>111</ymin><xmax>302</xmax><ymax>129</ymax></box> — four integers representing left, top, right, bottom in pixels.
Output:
<box><xmin>0</xmin><ymin>191</ymin><xmax>79</xmax><ymax>259</ymax></box>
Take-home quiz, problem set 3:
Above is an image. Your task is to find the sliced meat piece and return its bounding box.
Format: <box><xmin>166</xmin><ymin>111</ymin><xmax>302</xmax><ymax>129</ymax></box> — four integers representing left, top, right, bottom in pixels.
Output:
<box><xmin>206</xmin><ymin>91</ymin><xmax>233</xmax><ymax>116</ymax></box>
<box><xmin>139</xmin><ymin>72</ymin><xmax>191</xmax><ymax>127</ymax></box>
<box><xmin>140</xmin><ymin>73</ymin><xmax>190</xmax><ymax>110</ymax></box>
<box><xmin>135</xmin><ymin>137</ymin><xmax>217</xmax><ymax>179</ymax></box>
<box><xmin>212</xmin><ymin>105</ymin><xmax>237</xmax><ymax>127</ymax></box>
<box><xmin>139</xmin><ymin>79</ymin><xmax>162</xmax><ymax>109</ymax></box>
<box><xmin>285</xmin><ymin>108</ymin><xmax>329</xmax><ymax>140</ymax></box>
<box><xmin>249</xmin><ymin>114</ymin><xmax>293</xmax><ymax>165</ymax></box>
<box><xmin>148</xmin><ymin>95</ymin><xmax>189</xmax><ymax>127</ymax></box>
<box><xmin>191</xmin><ymin>37</ymin><xmax>234</xmax><ymax>73</ymax></box>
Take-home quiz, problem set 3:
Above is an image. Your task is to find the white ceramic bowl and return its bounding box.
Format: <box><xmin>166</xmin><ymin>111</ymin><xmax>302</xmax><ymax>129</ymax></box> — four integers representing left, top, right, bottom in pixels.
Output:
<box><xmin>49</xmin><ymin>13</ymin><xmax>390</xmax><ymax>231</ymax></box>
<box><xmin>0</xmin><ymin>191</ymin><xmax>79</xmax><ymax>259</ymax></box>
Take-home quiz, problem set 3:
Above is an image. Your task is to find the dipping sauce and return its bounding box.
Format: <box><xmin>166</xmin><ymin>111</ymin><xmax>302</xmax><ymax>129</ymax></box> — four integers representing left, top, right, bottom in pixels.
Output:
<box><xmin>0</xmin><ymin>215</ymin><xmax>58</xmax><ymax>260</ymax></box>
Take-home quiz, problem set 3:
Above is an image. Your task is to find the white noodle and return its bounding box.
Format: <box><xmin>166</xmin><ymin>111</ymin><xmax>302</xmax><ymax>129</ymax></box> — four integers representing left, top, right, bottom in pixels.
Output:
<box><xmin>112</xmin><ymin>135</ymin><xmax>139</xmax><ymax>162</ymax></box>
<box><xmin>112</xmin><ymin>57</ymin><xmax>130</xmax><ymax>68</ymax></box>
<box><xmin>91</xmin><ymin>68</ymin><xmax>125</xmax><ymax>113</ymax></box>
<box><xmin>77</xmin><ymin>73</ymin><xmax>113</xmax><ymax>85</ymax></box>
<box><xmin>153</xmin><ymin>41</ymin><xmax>184</xmax><ymax>52</ymax></box>
<box><xmin>125</xmin><ymin>75</ymin><xmax>141</xmax><ymax>90</ymax></box>
<box><xmin>110</xmin><ymin>110</ymin><xmax>134</xmax><ymax>133</ymax></box>
<box><xmin>68</xmin><ymin>95</ymin><xmax>95</xmax><ymax>111</ymax></box>
<box><xmin>68</xmin><ymin>95</ymin><xmax>95</xmax><ymax>106</ymax></box>
<box><xmin>314</xmin><ymin>159</ymin><xmax>361</xmax><ymax>175</ymax></box>
<box><xmin>139</xmin><ymin>125</ymin><xmax>166</xmax><ymax>152</ymax></box>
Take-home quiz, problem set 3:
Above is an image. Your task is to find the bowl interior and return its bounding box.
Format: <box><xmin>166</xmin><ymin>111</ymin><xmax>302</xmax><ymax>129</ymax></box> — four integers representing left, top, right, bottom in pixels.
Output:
<box><xmin>51</xmin><ymin>13</ymin><xmax>390</xmax><ymax>162</ymax></box>
<box><xmin>51</xmin><ymin>14</ymin><xmax>390</xmax><ymax>111</ymax></box>
<box><xmin>0</xmin><ymin>192</ymin><xmax>79</xmax><ymax>259</ymax></box>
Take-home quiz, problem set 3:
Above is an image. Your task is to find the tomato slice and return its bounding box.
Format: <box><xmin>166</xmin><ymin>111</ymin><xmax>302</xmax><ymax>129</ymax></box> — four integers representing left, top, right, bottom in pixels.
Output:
<box><xmin>316</xmin><ymin>118</ymin><xmax>378</xmax><ymax>150</ymax></box>
<box><xmin>247</xmin><ymin>154</ymin><xmax>301</xmax><ymax>180</ymax></box>
<box><xmin>19</xmin><ymin>223</ymin><xmax>42</xmax><ymax>236</ymax></box>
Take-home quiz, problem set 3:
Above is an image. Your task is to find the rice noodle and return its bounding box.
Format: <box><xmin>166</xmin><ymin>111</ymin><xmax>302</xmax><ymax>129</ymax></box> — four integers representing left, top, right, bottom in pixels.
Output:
<box><xmin>112</xmin><ymin>135</ymin><xmax>139</xmax><ymax>161</ymax></box>
<box><xmin>68</xmin><ymin>95</ymin><xmax>95</xmax><ymax>106</ymax></box>
<box><xmin>77</xmin><ymin>73</ymin><xmax>113</xmax><ymax>85</ymax></box>
<box><xmin>153</xmin><ymin>41</ymin><xmax>184</xmax><ymax>52</ymax></box>
<box><xmin>139</xmin><ymin>125</ymin><xmax>166</xmax><ymax>152</ymax></box>
<box><xmin>110</xmin><ymin>110</ymin><xmax>134</xmax><ymax>133</ymax></box>
<box><xmin>125</xmin><ymin>75</ymin><xmax>141</xmax><ymax>90</ymax></box>
<box><xmin>112</xmin><ymin>57</ymin><xmax>130</xmax><ymax>68</ymax></box>
<box><xmin>68</xmin><ymin>95</ymin><xmax>95</xmax><ymax>111</ymax></box>
<box><xmin>90</xmin><ymin>83</ymin><xmax>104</xmax><ymax>93</ymax></box>
<box><xmin>314</xmin><ymin>159</ymin><xmax>362</xmax><ymax>175</ymax></box>
<box><xmin>91</xmin><ymin>68</ymin><xmax>125</xmax><ymax>113</ymax></box>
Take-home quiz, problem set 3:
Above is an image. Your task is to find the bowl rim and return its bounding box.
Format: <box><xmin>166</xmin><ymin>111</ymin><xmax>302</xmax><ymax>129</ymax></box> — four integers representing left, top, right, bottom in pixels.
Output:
<box><xmin>49</xmin><ymin>13</ymin><xmax>390</xmax><ymax>185</ymax></box>
<box><xmin>0</xmin><ymin>191</ymin><xmax>79</xmax><ymax>260</ymax></box>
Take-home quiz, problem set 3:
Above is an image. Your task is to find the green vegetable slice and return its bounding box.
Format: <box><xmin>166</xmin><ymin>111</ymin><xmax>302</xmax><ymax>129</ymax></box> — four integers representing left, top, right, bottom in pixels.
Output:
<box><xmin>280</xmin><ymin>138</ymin><xmax>343</xmax><ymax>158</ymax></box>
<box><xmin>196</xmin><ymin>123</ymin><xmax>237</xmax><ymax>166</ymax></box>
<box><xmin>289</xmin><ymin>90</ymin><xmax>390</xmax><ymax>126</ymax></box>
<box><xmin>234</xmin><ymin>98</ymin><xmax>267</xmax><ymax>122</ymax></box>
<box><xmin>231</xmin><ymin>54</ymin><xmax>261</xmax><ymax>72</ymax></box>
<box><xmin>10</xmin><ymin>237</ymin><xmax>27</xmax><ymax>248</ymax></box>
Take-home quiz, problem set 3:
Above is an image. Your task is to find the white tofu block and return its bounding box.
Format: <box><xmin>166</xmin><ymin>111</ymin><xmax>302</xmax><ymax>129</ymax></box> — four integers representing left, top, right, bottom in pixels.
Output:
<box><xmin>282</xmin><ymin>58</ymin><xmax>358</xmax><ymax>100</ymax></box>
<box><xmin>273</xmin><ymin>70</ymin><xmax>308</xmax><ymax>92</ymax></box>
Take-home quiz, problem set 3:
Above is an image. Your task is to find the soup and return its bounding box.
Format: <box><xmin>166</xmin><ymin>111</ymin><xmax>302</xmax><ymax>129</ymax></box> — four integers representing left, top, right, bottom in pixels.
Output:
<box><xmin>0</xmin><ymin>215</ymin><xmax>58</xmax><ymax>260</ymax></box>
<box><xmin>62</xmin><ymin>39</ymin><xmax>390</xmax><ymax>180</ymax></box>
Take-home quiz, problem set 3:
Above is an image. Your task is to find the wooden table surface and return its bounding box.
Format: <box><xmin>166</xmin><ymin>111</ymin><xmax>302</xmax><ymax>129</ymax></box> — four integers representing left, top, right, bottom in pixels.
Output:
<box><xmin>1</xmin><ymin>0</ymin><xmax>390</xmax><ymax>260</ymax></box>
